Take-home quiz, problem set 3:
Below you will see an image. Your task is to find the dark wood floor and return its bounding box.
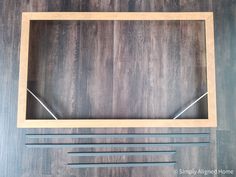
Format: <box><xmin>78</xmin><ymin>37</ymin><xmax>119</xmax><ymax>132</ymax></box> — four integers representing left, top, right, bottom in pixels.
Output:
<box><xmin>0</xmin><ymin>0</ymin><xmax>236</xmax><ymax>177</ymax></box>
<box><xmin>27</xmin><ymin>19</ymin><xmax>207</xmax><ymax>119</ymax></box>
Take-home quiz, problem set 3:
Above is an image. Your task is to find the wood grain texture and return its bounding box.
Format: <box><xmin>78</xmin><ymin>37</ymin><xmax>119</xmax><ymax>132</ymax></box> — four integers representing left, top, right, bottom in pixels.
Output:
<box><xmin>0</xmin><ymin>0</ymin><xmax>235</xmax><ymax>177</ymax></box>
<box><xmin>22</xmin><ymin>12</ymin><xmax>212</xmax><ymax>20</ymax></box>
<box><xmin>213</xmin><ymin>0</ymin><xmax>236</xmax><ymax>174</ymax></box>
<box><xmin>23</xmin><ymin>12</ymin><xmax>211</xmax><ymax>128</ymax></box>
<box><xmin>17</xmin><ymin>13</ymin><xmax>30</xmax><ymax>126</ymax></box>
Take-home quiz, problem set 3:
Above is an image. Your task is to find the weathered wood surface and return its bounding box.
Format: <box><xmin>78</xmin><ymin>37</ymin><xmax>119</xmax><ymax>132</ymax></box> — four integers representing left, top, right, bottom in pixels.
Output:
<box><xmin>27</xmin><ymin>19</ymin><xmax>207</xmax><ymax>119</ymax></box>
<box><xmin>0</xmin><ymin>0</ymin><xmax>235</xmax><ymax>177</ymax></box>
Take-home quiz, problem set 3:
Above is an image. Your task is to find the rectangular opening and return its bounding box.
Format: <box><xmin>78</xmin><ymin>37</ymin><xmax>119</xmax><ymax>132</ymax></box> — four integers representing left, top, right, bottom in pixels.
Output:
<box><xmin>17</xmin><ymin>12</ymin><xmax>217</xmax><ymax>127</ymax></box>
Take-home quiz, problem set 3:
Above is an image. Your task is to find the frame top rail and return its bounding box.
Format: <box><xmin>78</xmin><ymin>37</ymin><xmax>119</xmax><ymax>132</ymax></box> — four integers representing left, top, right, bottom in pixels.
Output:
<box><xmin>22</xmin><ymin>12</ymin><xmax>213</xmax><ymax>21</ymax></box>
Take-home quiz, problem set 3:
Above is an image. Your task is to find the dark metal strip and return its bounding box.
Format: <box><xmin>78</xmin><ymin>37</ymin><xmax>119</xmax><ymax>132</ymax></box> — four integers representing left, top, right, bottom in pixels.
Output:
<box><xmin>26</xmin><ymin>133</ymin><xmax>209</xmax><ymax>139</ymax></box>
<box><xmin>26</xmin><ymin>142</ymin><xmax>209</xmax><ymax>148</ymax></box>
<box><xmin>67</xmin><ymin>162</ymin><xmax>176</xmax><ymax>168</ymax></box>
<box><xmin>67</xmin><ymin>151</ymin><xmax>176</xmax><ymax>156</ymax></box>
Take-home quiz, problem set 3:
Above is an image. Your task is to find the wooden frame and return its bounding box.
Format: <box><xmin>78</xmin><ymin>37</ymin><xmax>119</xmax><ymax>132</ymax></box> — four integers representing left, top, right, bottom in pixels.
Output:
<box><xmin>17</xmin><ymin>12</ymin><xmax>217</xmax><ymax>128</ymax></box>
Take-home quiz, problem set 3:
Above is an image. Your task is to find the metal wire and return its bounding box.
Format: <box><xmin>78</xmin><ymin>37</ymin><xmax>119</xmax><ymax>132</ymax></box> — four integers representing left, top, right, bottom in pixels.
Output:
<box><xmin>173</xmin><ymin>92</ymin><xmax>208</xmax><ymax>119</ymax></box>
<box><xmin>27</xmin><ymin>88</ymin><xmax>58</xmax><ymax>120</ymax></box>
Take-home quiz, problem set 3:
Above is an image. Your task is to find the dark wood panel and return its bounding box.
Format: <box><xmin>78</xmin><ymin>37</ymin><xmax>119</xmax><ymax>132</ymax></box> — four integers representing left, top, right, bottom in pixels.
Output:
<box><xmin>213</xmin><ymin>0</ymin><xmax>236</xmax><ymax>173</ymax></box>
<box><xmin>27</xmin><ymin>19</ymin><xmax>207</xmax><ymax>119</ymax></box>
<box><xmin>0</xmin><ymin>0</ymin><xmax>235</xmax><ymax>177</ymax></box>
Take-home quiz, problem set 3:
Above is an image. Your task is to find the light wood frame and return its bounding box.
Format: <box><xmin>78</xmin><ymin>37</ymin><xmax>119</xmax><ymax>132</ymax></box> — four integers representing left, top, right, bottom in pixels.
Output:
<box><xmin>17</xmin><ymin>12</ymin><xmax>217</xmax><ymax>128</ymax></box>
